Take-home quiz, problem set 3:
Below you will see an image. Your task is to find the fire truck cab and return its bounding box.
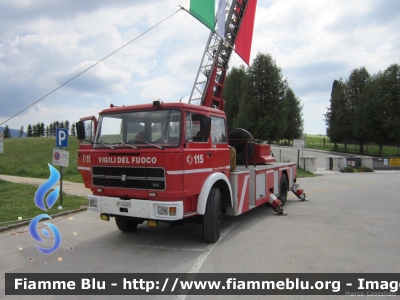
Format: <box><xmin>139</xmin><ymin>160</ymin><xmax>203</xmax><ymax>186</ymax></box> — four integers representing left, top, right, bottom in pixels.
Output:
<box><xmin>77</xmin><ymin>101</ymin><xmax>237</xmax><ymax>242</ymax></box>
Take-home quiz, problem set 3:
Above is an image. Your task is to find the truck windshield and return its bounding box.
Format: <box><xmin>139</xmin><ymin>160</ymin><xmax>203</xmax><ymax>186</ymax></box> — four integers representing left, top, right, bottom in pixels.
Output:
<box><xmin>95</xmin><ymin>109</ymin><xmax>181</xmax><ymax>148</ymax></box>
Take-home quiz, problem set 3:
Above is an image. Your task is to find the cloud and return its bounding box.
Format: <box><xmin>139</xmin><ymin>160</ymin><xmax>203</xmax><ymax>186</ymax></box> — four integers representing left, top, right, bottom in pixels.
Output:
<box><xmin>135</xmin><ymin>75</ymin><xmax>187</xmax><ymax>102</ymax></box>
<box><xmin>51</xmin><ymin>61</ymin><xmax>131</xmax><ymax>96</ymax></box>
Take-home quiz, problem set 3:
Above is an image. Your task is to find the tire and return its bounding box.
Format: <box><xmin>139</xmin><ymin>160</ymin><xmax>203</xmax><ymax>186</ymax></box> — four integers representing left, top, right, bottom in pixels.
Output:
<box><xmin>228</xmin><ymin>128</ymin><xmax>254</xmax><ymax>165</ymax></box>
<box><xmin>115</xmin><ymin>216</ymin><xmax>139</xmax><ymax>232</ymax></box>
<box><xmin>202</xmin><ymin>188</ymin><xmax>221</xmax><ymax>243</ymax></box>
<box><xmin>279</xmin><ymin>174</ymin><xmax>288</xmax><ymax>206</ymax></box>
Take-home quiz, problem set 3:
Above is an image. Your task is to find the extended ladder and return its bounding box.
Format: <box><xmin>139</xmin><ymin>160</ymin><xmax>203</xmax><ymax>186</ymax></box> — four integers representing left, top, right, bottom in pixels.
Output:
<box><xmin>188</xmin><ymin>0</ymin><xmax>250</xmax><ymax>111</ymax></box>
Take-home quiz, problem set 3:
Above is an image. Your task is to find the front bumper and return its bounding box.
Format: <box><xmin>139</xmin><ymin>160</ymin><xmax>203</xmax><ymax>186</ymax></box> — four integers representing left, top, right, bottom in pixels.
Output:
<box><xmin>87</xmin><ymin>195</ymin><xmax>184</xmax><ymax>221</ymax></box>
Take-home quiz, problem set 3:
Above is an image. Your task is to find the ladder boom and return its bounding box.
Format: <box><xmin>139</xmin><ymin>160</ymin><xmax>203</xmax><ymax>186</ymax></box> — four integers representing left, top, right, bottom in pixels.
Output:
<box><xmin>188</xmin><ymin>0</ymin><xmax>250</xmax><ymax>111</ymax></box>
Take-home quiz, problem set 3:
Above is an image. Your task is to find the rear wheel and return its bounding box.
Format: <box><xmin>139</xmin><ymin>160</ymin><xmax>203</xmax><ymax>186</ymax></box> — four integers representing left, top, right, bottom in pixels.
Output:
<box><xmin>202</xmin><ymin>188</ymin><xmax>221</xmax><ymax>243</ymax></box>
<box><xmin>115</xmin><ymin>216</ymin><xmax>139</xmax><ymax>232</ymax></box>
<box><xmin>279</xmin><ymin>174</ymin><xmax>288</xmax><ymax>206</ymax></box>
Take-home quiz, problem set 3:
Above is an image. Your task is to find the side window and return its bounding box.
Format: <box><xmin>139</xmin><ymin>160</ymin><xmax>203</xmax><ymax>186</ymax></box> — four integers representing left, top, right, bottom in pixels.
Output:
<box><xmin>210</xmin><ymin>116</ymin><xmax>227</xmax><ymax>143</ymax></box>
<box><xmin>186</xmin><ymin>112</ymin><xmax>208</xmax><ymax>142</ymax></box>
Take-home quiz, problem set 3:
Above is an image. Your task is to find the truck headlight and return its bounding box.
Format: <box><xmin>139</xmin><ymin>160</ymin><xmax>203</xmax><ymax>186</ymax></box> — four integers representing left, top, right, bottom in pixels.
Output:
<box><xmin>156</xmin><ymin>205</ymin><xmax>177</xmax><ymax>217</ymax></box>
<box><xmin>89</xmin><ymin>197</ymin><xmax>98</xmax><ymax>208</ymax></box>
<box><xmin>157</xmin><ymin>205</ymin><xmax>168</xmax><ymax>216</ymax></box>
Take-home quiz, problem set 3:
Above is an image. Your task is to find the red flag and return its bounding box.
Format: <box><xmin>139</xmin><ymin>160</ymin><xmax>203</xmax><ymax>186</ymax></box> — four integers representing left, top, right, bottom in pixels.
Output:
<box><xmin>235</xmin><ymin>0</ymin><xmax>257</xmax><ymax>65</ymax></box>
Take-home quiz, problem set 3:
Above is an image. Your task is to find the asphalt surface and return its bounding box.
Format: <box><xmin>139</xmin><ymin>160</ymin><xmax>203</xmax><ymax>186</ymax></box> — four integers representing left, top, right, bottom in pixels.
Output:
<box><xmin>1</xmin><ymin>147</ymin><xmax>400</xmax><ymax>300</ymax></box>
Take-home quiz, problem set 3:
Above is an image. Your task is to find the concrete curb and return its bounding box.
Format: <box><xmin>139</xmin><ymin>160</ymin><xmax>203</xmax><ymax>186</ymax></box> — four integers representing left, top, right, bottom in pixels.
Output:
<box><xmin>0</xmin><ymin>206</ymin><xmax>87</xmax><ymax>233</ymax></box>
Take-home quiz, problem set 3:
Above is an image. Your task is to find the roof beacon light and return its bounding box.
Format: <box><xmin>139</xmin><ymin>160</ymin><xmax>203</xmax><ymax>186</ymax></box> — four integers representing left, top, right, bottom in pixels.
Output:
<box><xmin>153</xmin><ymin>99</ymin><xmax>162</xmax><ymax>107</ymax></box>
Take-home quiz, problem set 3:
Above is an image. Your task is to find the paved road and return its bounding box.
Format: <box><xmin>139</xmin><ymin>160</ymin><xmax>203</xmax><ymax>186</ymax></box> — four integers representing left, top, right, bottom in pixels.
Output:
<box><xmin>1</xmin><ymin>164</ymin><xmax>400</xmax><ymax>299</ymax></box>
<box><xmin>0</xmin><ymin>175</ymin><xmax>90</xmax><ymax>197</ymax></box>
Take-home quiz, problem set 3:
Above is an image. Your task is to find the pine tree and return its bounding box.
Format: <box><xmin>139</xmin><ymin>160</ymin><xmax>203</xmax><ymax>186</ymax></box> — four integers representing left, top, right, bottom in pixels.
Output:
<box><xmin>325</xmin><ymin>79</ymin><xmax>346</xmax><ymax>149</ymax></box>
<box><xmin>382</xmin><ymin>63</ymin><xmax>400</xmax><ymax>155</ymax></box>
<box><xmin>3</xmin><ymin>125</ymin><xmax>12</xmax><ymax>138</ymax></box>
<box><xmin>65</xmin><ymin>120</ymin><xmax>70</xmax><ymax>132</ymax></box>
<box><xmin>35</xmin><ymin>123</ymin><xmax>40</xmax><ymax>137</ymax></box>
<box><xmin>45</xmin><ymin>125</ymin><xmax>50</xmax><ymax>137</ymax></box>
<box><xmin>27</xmin><ymin>124</ymin><xmax>32</xmax><ymax>137</ymax></box>
<box><xmin>283</xmin><ymin>87</ymin><xmax>303</xmax><ymax>143</ymax></box>
<box><xmin>362</xmin><ymin>72</ymin><xmax>389</xmax><ymax>156</ymax></box>
<box><xmin>347</xmin><ymin>67</ymin><xmax>370</xmax><ymax>153</ymax></box>
<box><xmin>236</xmin><ymin>52</ymin><xmax>287</xmax><ymax>142</ymax></box>
<box><xmin>71</xmin><ymin>122</ymin><xmax>76</xmax><ymax>137</ymax></box>
<box><xmin>18</xmin><ymin>125</ymin><xmax>24</xmax><ymax>138</ymax></box>
<box><xmin>49</xmin><ymin>123</ymin><xmax>54</xmax><ymax>136</ymax></box>
<box><xmin>40</xmin><ymin>123</ymin><xmax>45</xmax><ymax>136</ymax></box>
<box><xmin>32</xmin><ymin>124</ymin><xmax>37</xmax><ymax>137</ymax></box>
<box><xmin>223</xmin><ymin>65</ymin><xmax>247</xmax><ymax>130</ymax></box>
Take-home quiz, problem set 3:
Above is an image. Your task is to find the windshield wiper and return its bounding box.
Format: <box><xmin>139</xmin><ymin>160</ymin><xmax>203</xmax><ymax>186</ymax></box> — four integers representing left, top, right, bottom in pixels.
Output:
<box><xmin>144</xmin><ymin>141</ymin><xmax>164</xmax><ymax>150</ymax></box>
<box><xmin>95</xmin><ymin>142</ymin><xmax>116</xmax><ymax>150</ymax></box>
<box><xmin>118</xmin><ymin>141</ymin><xmax>138</xmax><ymax>150</ymax></box>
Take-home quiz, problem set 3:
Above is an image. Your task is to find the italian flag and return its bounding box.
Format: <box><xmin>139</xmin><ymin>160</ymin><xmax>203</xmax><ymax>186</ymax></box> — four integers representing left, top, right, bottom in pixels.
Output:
<box><xmin>189</xmin><ymin>0</ymin><xmax>257</xmax><ymax>65</ymax></box>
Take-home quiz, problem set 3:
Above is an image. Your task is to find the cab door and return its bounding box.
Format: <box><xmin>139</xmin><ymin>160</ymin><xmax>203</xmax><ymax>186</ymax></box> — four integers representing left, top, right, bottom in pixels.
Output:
<box><xmin>183</xmin><ymin>111</ymin><xmax>213</xmax><ymax>194</ymax></box>
<box><xmin>210</xmin><ymin>115</ymin><xmax>230</xmax><ymax>174</ymax></box>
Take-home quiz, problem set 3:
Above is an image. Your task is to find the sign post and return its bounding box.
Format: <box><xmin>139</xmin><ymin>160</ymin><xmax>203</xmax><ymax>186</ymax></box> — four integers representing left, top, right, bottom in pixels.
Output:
<box><xmin>55</xmin><ymin>128</ymin><xmax>69</xmax><ymax>206</ymax></box>
<box><xmin>0</xmin><ymin>132</ymin><xmax>3</xmax><ymax>154</ymax></box>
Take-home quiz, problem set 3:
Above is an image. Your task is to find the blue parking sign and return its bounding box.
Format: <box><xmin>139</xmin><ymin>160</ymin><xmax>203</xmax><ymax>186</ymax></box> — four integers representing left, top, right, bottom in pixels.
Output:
<box><xmin>56</xmin><ymin>128</ymin><xmax>69</xmax><ymax>148</ymax></box>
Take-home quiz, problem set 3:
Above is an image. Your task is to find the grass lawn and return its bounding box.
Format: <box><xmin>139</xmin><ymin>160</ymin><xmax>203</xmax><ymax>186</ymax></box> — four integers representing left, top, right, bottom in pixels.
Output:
<box><xmin>0</xmin><ymin>179</ymin><xmax>87</xmax><ymax>224</ymax></box>
<box><xmin>297</xmin><ymin>168</ymin><xmax>315</xmax><ymax>178</ymax></box>
<box><xmin>280</xmin><ymin>134</ymin><xmax>400</xmax><ymax>157</ymax></box>
<box><xmin>0</xmin><ymin>136</ymin><xmax>83</xmax><ymax>183</ymax></box>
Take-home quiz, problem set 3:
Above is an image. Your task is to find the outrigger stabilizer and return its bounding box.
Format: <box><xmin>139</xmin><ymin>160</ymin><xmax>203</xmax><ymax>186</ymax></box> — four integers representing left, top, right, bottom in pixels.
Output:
<box><xmin>269</xmin><ymin>194</ymin><xmax>284</xmax><ymax>215</ymax></box>
<box><xmin>292</xmin><ymin>183</ymin><xmax>307</xmax><ymax>201</ymax></box>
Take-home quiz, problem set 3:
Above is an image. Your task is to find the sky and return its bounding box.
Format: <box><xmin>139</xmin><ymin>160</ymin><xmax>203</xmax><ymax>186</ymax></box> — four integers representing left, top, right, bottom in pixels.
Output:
<box><xmin>0</xmin><ymin>0</ymin><xmax>399</xmax><ymax>135</ymax></box>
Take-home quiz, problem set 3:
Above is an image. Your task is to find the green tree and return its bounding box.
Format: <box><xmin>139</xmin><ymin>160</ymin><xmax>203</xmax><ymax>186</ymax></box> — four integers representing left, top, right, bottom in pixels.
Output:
<box><xmin>49</xmin><ymin>123</ymin><xmax>54</xmax><ymax>136</ymax></box>
<box><xmin>32</xmin><ymin>124</ymin><xmax>37</xmax><ymax>137</ymax></box>
<box><xmin>3</xmin><ymin>125</ymin><xmax>12</xmax><ymax>138</ymax></box>
<box><xmin>26</xmin><ymin>124</ymin><xmax>32</xmax><ymax>137</ymax></box>
<box><xmin>223</xmin><ymin>65</ymin><xmax>247</xmax><ymax>130</ymax></box>
<box><xmin>346</xmin><ymin>67</ymin><xmax>370</xmax><ymax>153</ymax></box>
<box><xmin>64</xmin><ymin>120</ymin><xmax>70</xmax><ymax>132</ymax></box>
<box><xmin>236</xmin><ymin>52</ymin><xmax>288</xmax><ymax>142</ymax></box>
<box><xmin>362</xmin><ymin>72</ymin><xmax>389</xmax><ymax>156</ymax></box>
<box><xmin>283</xmin><ymin>87</ymin><xmax>303</xmax><ymax>143</ymax></box>
<box><xmin>18</xmin><ymin>125</ymin><xmax>24</xmax><ymax>138</ymax></box>
<box><xmin>71</xmin><ymin>122</ymin><xmax>76</xmax><ymax>137</ymax></box>
<box><xmin>382</xmin><ymin>63</ymin><xmax>400</xmax><ymax>155</ymax></box>
<box><xmin>325</xmin><ymin>79</ymin><xmax>346</xmax><ymax>149</ymax></box>
<box><xmin>40</xmin><ymin>122</ymin><xmax>45</xmax><ymax>136</ymax></box>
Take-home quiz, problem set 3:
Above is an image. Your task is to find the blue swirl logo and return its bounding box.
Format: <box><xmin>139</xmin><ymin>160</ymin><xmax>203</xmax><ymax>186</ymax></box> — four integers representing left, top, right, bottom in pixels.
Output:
<box><xmin>29</xmin><ymin>164</ymin><xmax>62</xmax><ymax>255</ymax></box>
<box><xmin>34</xmin><ymin>164</ymin><xmax>60</xmax><ymax>211</ymax></box>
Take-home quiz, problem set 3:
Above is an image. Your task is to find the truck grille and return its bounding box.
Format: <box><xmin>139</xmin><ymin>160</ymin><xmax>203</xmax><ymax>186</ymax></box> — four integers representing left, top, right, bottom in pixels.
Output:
<box><xmin>92</xmin><ymin>166</ymin><xmax>165</xmax><ymax>190</ymax></box>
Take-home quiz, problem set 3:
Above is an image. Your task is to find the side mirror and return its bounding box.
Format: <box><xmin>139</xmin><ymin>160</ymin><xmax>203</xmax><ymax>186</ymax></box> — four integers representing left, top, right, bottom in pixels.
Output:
<box><xmin>76</xmin><ymin>121</ymin><xmax>86</xmax><ymax>140</ymax></box>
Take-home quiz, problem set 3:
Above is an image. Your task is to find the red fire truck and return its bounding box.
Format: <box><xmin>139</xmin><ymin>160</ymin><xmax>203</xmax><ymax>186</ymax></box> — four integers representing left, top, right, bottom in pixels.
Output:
<box><xmin>76</xmin><ymin>0</ymin><xmax>305</xmax><ymax>243</ymax></box>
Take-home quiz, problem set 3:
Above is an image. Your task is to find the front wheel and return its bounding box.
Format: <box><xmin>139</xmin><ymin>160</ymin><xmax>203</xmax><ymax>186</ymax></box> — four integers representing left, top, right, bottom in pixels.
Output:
<box><xmin>202</xmin><ymin>188</ymin><xmax>221</xmax><ymax>243</ymax></box>
<box><xmin>115</xmin><ymin>216</ymin><xmax>139</xmax><ymax>232</ymax></box>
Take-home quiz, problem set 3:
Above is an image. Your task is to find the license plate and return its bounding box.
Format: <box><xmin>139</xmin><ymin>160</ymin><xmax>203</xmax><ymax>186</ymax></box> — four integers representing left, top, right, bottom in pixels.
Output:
<box><xmin>116</xmin><ymin>200</ymin><xmax>131</xmax><ymax>208</ymax></box>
